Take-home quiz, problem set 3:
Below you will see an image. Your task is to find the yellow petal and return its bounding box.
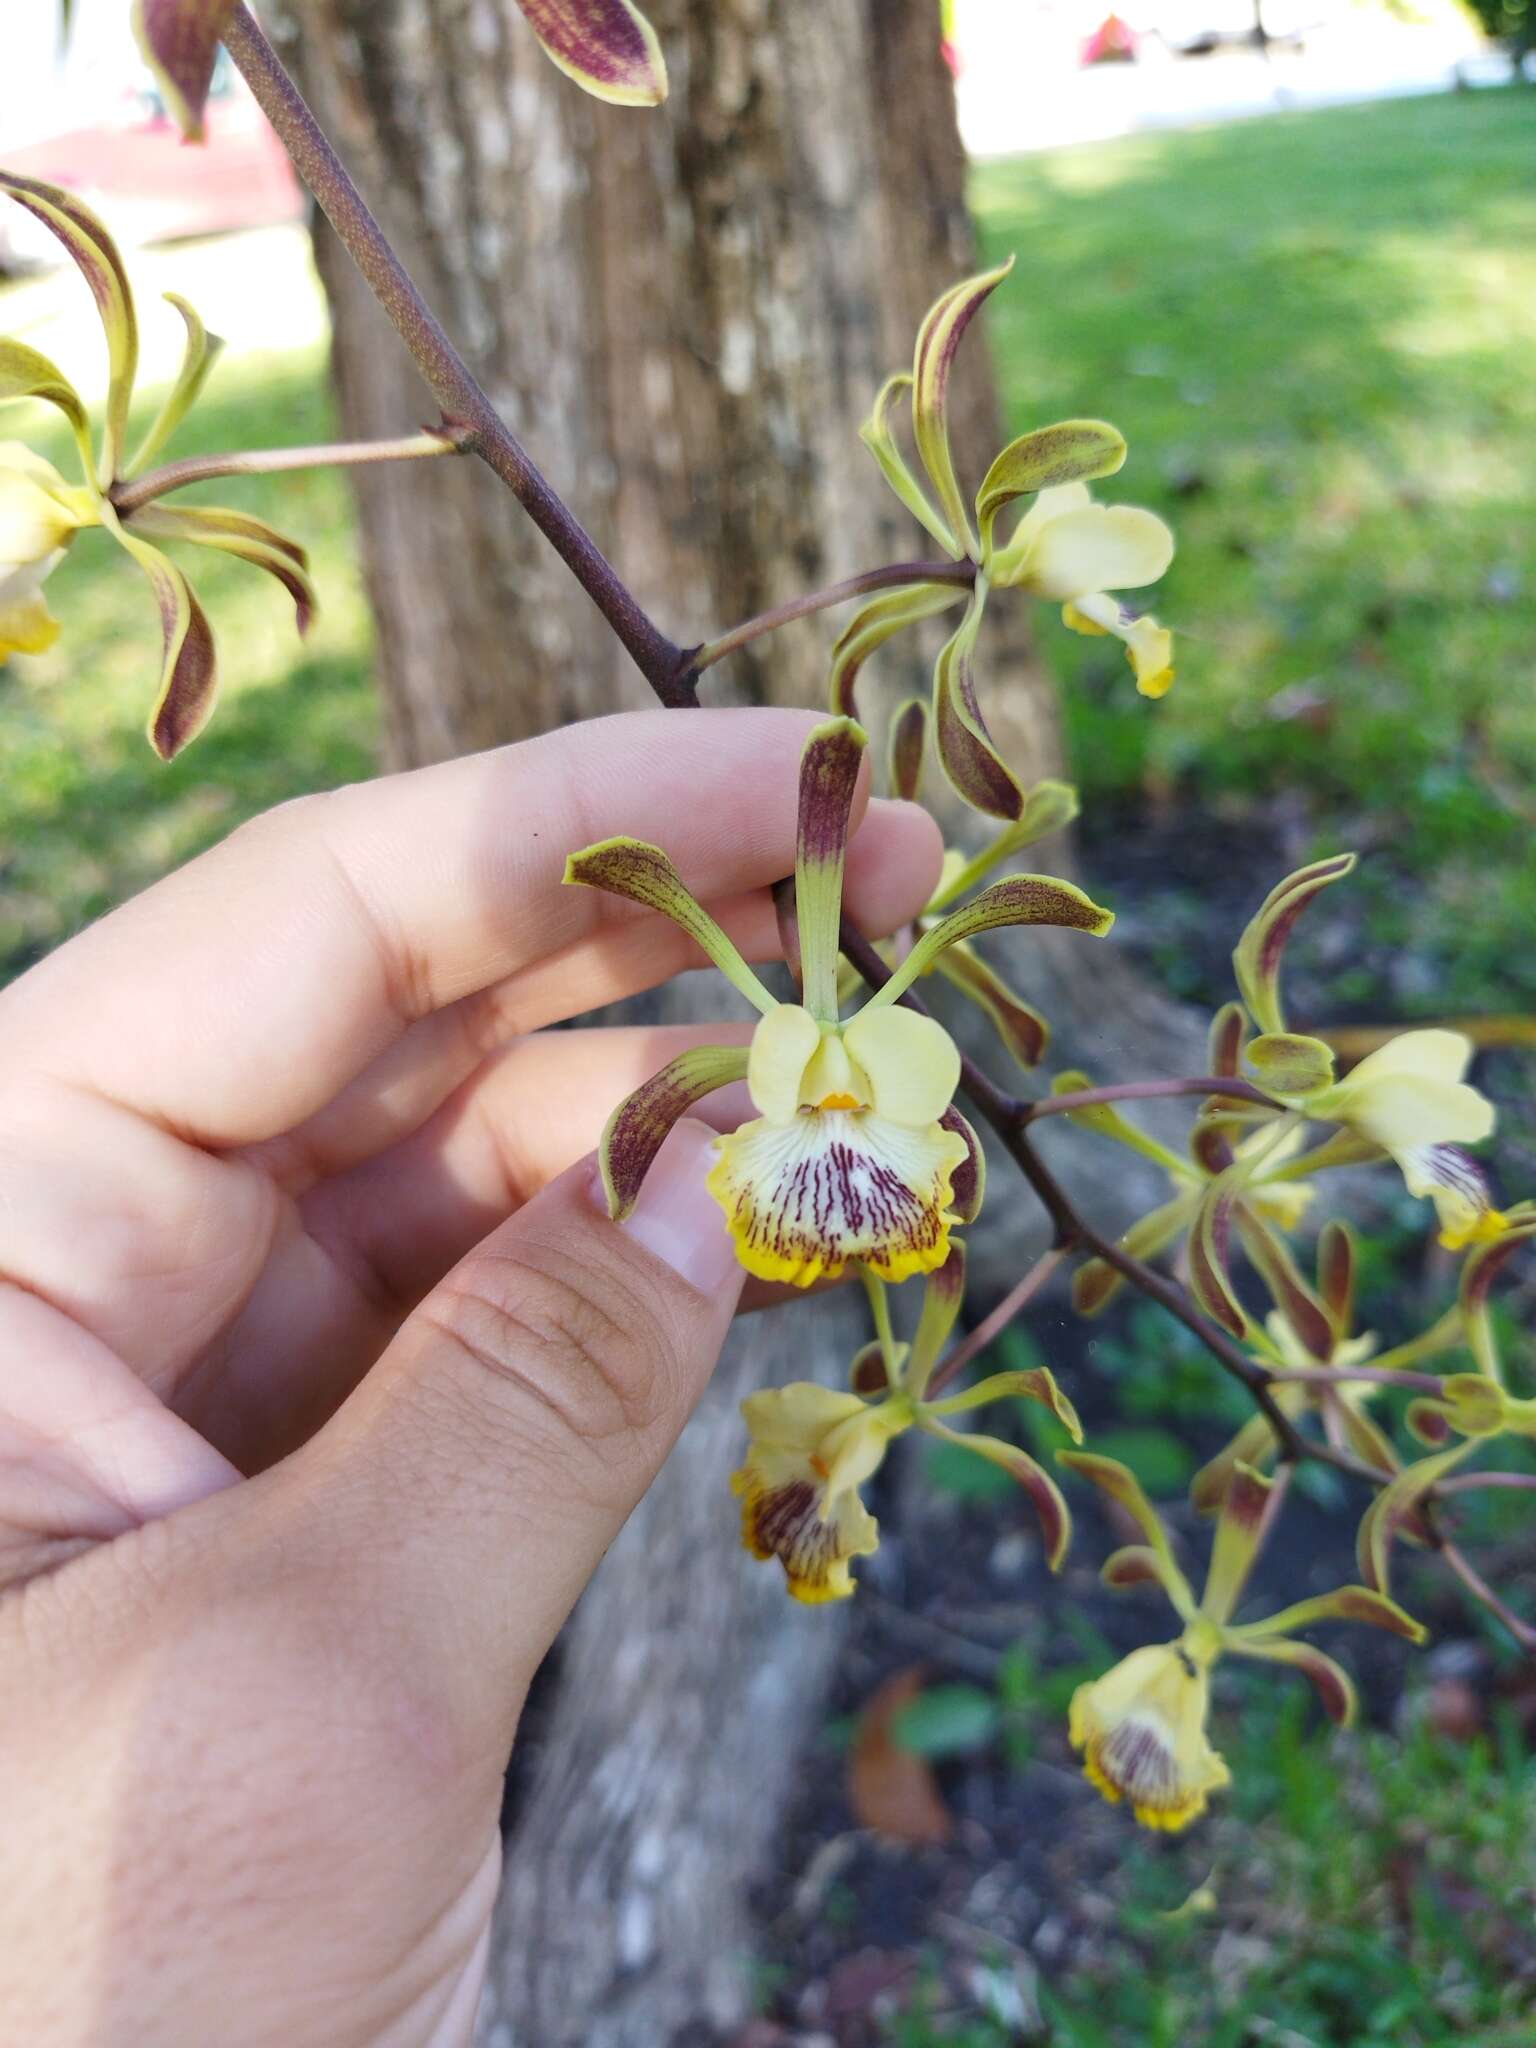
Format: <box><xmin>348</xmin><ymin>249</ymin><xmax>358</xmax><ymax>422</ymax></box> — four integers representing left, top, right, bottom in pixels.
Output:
<box><xmin>747</xmin><ymin>1003</ymin><xmax>825</xmax><ymax>1121</ymax></box>
<box><xmin>1016</xmin><ymin>503</ymin><xmax>1173</xmax><ymax>601</ymax></box>
<box><xmin>1062</xmin><ymin>588</ymin><xmax>1174</xmax><ymax>696</ymax></box>
<box><xmin>0</xmin><ymin>571</ymin><xmax>61</xmax><ymax>656</ymax></box>
<box><xmin>708</xmin><ymin>1108</ymin><xmax>967</xmax><ymax>1287</ymax></box>
<box><xmin>731</xmin><ymin>1385</ymin><xmax>893</xmax><ymax>1603</ymax></box>
<box><xmin>843</xmin><ymin>1004</ymin><xmax>960</xmax><ymax>1125</ymax></box>
<box><xmin>1345</xmin><ymin>1028</ymin><xmax>1473</xmax><ymax>1089</ymax></box>
<box><xmin>1069</xmin><ymin>1643</ymin><xmax>1229</xmax><ymax>1831</ymax></box>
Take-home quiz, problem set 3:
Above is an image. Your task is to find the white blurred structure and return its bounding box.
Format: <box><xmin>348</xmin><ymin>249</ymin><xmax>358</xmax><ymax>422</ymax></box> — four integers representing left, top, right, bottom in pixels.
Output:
<box><xmin>952</xmin><ymin>0</ymin><xmax>1498</xmax><ymax>156</ymax></box>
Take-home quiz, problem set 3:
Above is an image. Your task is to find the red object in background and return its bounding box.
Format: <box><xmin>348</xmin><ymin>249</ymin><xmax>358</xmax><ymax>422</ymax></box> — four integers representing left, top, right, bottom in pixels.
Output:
<box><xmin>1081</xmin><ymin>13</ymin><xmax>1140</xmax><ymax>64</ymax></box>
<box><xmin>0</xmin><ymin>84</ymin><xmax>301</xmax><ymax>261</ymax></box>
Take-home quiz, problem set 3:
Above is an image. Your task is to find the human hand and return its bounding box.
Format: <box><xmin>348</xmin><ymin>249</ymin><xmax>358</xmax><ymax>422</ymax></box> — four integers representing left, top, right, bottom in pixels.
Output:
<box><xmin>0</xmin><ymin>707</ymin><xmax>939</xmax><ymax>2045</ymax></box>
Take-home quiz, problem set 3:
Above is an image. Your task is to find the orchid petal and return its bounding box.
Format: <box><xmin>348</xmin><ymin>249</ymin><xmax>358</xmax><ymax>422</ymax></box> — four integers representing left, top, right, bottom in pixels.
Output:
<box><xmin>927</xmin><ymin>1365</ymin><xmax>1082</xmax><ymax>1442</ymax></box>
<box><xmin>1019</xmin><ymin>504</ymin><xmax>1173</xmax><ymax>601</ymax></box>
<box><xmin>127</xmin><ymin>292</ymin><xmax>223</xmax><ymax>474</ymax></box>
<box><xmin>859</xmin><ymin>372</ymin><xmax>960</xmax><ymax>555</ymax></box>
<box><xmin>746</xmin><ymin>1005</ymin><xmax>824</xmax><ymax>1122</ymax></box>
<box><xmin>912</xmin><ymin>260</ymin><xmax>1014</xmax><ymax>560</ymax></box>
<box><xmin>941</xmin><ymin>1105</ymin><xmax>986</xmax><ymax>1225</ymax></box>
<box><xmin>924</xmin><ymin>1418</ymin><xmax>1071</xmax><ymax>1570</ymax></box>
<box><xmin>1</xmin><ymin>173</ymin><xmax>137</xmax><ymax>482</ymax></box>
<box><xmin>827</xmin><ymin>579</ymin><xmax>968</xmax><ymax>721</ymax></box>
<box><xmin>131</xmin><ymin>0</ymin><xmax>237</xmax><ymax>140</ymax></box>
<box><xmin>1073</xmin><ymin>1192</ymin><xmax>1199</xmax><ymax>1319</ymax></box>
<box><xmin>103</xmin><ymin>514</ymin><xmax>218</xmax><ymax>758</ymax></box>
<box><xmin>1200</xmin><ymin>1462</ymin><xmax>1276</xmax><ymax>1625</ymax></box>
<box><xmin>1224</xmin><ymin>1637</ymin><xmax>1358</xmax><ymax>1725</ymax></box>
<box><xmin>598</xmin><ymin>1043</ymin><xmax>750</xmax><ymax>1218</ymax></box>
<box><xmin>976</xmin><ymin>419</ymin><xmax>1126</xmax><ymax>559</ymax></box>
<box><xmin>514</xmin><ymin>0</ymin><xmax>668</xmax><ymax>106</ymax></box>
<box><xmin>933</xmin><ymin>941</ymin><xmax>1050</xmax><ymax>1069</ymax></box>
<box><xmin>1232</xmin><ymin>854</ymin><xmax>1356</xmax><ymax>1036</ymax></box>
<box><xmin>903</xmin><ymin>1242</ymin><xmax>967</xmax><ymax>1399</ymax></box>
<box><xmin>843</xmin><ymin>1004</ymin><xmax>960</xmax><ymax>1126</ymax></box>
<box><xmin>0</xmin><ymin>338</ymin><xmax>93</xmax><ymax>474</ymax></box>
<box><xmin>868</xmin><ymin>873</ymin><xmax>1113</xmax><ymax>1012</ymax></box>
<box><xmin>932</xmin><ymin>584</ymin><xmax>1026</xmax><ymax>821</ymax></box>
<box><xmin>1233</xmin><ymin>1584</ymin><xmax>1427</xmax><ymax>1646</ymax></box>
<box><xmin>564</xmin><ymin>838</ymin><xmax>778</xmax><ymax>1016</ymax></box>
<box><xmin>795</xmin><ymin>718</ymin><xmax>865</xmax><ymax>1019</ymax></box>
<box><xmin>1057</xmin><ymin>1452</ymin><xmax>1197</xmax><ymax>1618</ymax></box>
<box><xmin>126</xmin><ymin>502</ymin><xmax>315</xmax><ymax>637</ymax></box>
<box><xmin>888</xmin><ymin>696</ymin><xmax>928</xmax><ymax>804</ymax></box>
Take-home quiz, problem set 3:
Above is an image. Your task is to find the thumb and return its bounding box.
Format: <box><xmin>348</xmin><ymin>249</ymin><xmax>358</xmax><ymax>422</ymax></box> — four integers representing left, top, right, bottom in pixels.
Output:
<box><xmin>284</xmin><ymin>1118</ymin><xmax>744</xmax><ymax>1736</ymax></box>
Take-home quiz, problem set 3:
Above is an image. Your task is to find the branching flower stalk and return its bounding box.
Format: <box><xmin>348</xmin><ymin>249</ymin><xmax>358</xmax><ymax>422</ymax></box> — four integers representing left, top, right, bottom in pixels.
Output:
<box><xmin>7</xmin><ymin>0</ymin><xmax>1531</xmax><ymax>1838</ymax></box>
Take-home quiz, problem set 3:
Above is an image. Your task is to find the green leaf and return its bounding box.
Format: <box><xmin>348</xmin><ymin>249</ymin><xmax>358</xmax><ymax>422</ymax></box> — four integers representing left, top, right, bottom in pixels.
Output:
<box><xmin>890</xmin><ymin>1684</ymin><xmax>1000</xmax><ymax>1758</ymax></box>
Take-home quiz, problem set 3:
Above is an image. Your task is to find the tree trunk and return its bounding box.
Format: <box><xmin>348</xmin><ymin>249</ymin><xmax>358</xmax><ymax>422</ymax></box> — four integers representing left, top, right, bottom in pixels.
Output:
<box><xmin>278</xmin><ymin>2</ymin><xmax>1196</xmax><ymax>2037</ymax></box>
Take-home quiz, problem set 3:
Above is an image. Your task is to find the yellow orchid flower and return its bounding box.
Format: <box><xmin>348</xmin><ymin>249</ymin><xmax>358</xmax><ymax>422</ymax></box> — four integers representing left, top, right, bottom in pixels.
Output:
<box><xmin>0</xmin><ymin>442</ymin><xmax>97</xmax><ymax>656</ymax></box>
<box><xmin>1060</xmin><ymin>1455</ymin><xmax>1425</xmax><ymax>1831</ymax></box>
<box><xmin>568</xmin><ymin>719</ymin><xmax>1112</xmax><ymax>1287</ymax></box>
<box><xmin>1305</xmin><ymin>1030</ymin><xmax>1502</xmax><ymax>1250</ymax></box>
<box><xmin>735</xmin><ymin>1250</ymin><xmax>1082</xmax><ymax>1601</ymax></box>
<box><xmin>837</xmin><ymin>263</ymin><xmax>1176</xmax><ymax>821</ymax></box>
<box><xmin>993</xmin><ymin>481</ymin><xmax>1175</xmax><ymax>699</ymax></box>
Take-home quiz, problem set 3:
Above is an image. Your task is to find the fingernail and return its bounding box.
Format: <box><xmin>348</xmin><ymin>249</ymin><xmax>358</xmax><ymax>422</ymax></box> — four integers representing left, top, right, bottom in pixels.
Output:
<box><xmin>610</xmin><ymin>1119</ymin><xmax>743</xmax><ymax>1297</ymax></box>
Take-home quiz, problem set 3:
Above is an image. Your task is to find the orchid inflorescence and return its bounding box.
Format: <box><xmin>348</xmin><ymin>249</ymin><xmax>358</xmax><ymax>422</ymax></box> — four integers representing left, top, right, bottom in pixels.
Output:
<box><xmin>7</xmin><ymin>4</ymin><xmax>1532</xmax><ymax>1840</ymax></box>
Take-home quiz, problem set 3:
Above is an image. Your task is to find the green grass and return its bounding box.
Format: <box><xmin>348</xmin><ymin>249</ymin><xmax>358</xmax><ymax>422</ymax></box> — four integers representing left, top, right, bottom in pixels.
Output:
<box><xmin>886</xmin><ymin>1680</ymin><xmax>1536</xmax><ymax>2046</ymax></box>
<box><xmin>974</xmin><ymin>87</ymin><xmax>1536</xmax><ymax>1012</ymax></box>
<box><xmin>0</xmin><ymin>340</ymin><xmax>377</xmax><ymax>976</ymax></box>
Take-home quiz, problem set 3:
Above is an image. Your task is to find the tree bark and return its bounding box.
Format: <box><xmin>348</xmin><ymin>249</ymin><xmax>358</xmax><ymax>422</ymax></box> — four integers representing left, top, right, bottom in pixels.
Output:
<box><xmin>278</xmin><ymin>2</ymin><xmax>1195</xmax><ymax>2037</ymax></box>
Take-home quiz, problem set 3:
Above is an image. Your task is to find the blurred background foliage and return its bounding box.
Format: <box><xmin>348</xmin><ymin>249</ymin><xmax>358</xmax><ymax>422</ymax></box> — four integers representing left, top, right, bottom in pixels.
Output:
<box><xmin>3</xmin><ymin>77</ymin><xmax>1535</xmax><ymax>2048</ymax></box>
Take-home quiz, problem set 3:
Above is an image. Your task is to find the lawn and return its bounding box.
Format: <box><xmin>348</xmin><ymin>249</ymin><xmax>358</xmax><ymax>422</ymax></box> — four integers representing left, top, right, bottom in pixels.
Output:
<box><xmin>974</xmin><ymin>86</ymin><xmax>1536</xmax><ymax>1019</ymax></box>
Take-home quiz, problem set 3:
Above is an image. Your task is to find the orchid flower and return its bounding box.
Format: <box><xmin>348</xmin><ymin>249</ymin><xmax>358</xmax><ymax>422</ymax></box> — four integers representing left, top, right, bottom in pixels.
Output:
<box><xmin>567</xmin><ymin>718</ymin><xmax>1114</xmax><ymax>1286</ymax></box>
<box><xmin>1</xmin><ymin>176</ymin><xmax>314</xmax><ymax>756</ymax></box>
<box><xmin>733</xmin><ymin>1249</ymin><xmax>1083</xmax><ymax>1601</ymax></box>
<box><xmin>837</xmin><ymin>262</ymin><xmax>1175</xmax><ymax>820</ymax></box>
<box><xmin>132</xmin><ymin>0</ymin><xmax>666</xmax><ymax>142</ymax></box>
<box><xmin>1228</xmin><ymin>858</ymin><xmax>1504</xmax><ymax>1250</ymax></box>
<box><xmin>1061</xmin><ymin>1456</ymin><xmax>1426</xmax><ymax>1831</ymax></box>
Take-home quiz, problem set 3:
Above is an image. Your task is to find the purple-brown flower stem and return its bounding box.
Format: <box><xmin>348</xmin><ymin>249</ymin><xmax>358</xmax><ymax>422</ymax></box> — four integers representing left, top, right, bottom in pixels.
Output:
<box><xmin>112</xmin><ymin>429</ymin><xmax>467</xmax><ymax>516</ymax></box>
<box><xmin>687</xmin><ymin>560</ymin><xmax>976</xmax><ymax>678</ymax></box>
<box><xmin>1026</xmin><ymin>1076</ymin><xmax>1276</xmax><ymax>1121</ymax></box>
<box><xmin>923</xmin><ymin>1247</ymin><xmax>1069</xmax><ymax>1401</ymax></box>
<box><xmin>1438</xmin><ymin>1538</ymin><xmax>1536</xmax><ymax>1652</ymax></box>
<box><xmin>221</xmin><ymin>5</ymin><xmax>694</xmax><ymax>705</ymax></box>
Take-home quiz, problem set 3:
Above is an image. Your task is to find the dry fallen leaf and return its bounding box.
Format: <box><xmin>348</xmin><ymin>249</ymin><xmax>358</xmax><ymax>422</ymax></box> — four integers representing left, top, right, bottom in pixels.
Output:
<box><xmin>848</xmin><ymin>1666</ymin><xmax>953</xmax><ymax>1847</ymax></box>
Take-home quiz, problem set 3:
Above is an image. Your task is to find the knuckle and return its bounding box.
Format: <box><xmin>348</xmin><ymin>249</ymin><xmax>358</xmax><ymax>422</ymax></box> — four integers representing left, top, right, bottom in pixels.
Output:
<box><xmin>420</xmin><ymin>1247</ymin><xmax>678</xmax><ymax>1458</ymax></box>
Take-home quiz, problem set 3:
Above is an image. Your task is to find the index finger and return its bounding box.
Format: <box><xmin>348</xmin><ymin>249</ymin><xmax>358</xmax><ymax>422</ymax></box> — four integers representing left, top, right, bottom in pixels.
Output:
<box><xmin>0</xmin><ymin>708</ymin><xmax>941</xmax><ymax>1147</ymax></box>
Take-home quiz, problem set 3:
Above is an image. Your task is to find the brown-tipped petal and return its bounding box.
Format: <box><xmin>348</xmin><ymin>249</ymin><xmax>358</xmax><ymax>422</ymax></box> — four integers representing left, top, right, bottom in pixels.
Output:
<box><xmin>1189</xmin><ymin>1115</ymin><xmax>1237</xmax><ymax>1179</ymax></box>
<box><xmin>939</xmin><ymin>1106</ymin><xmax>986</xmax><ymax>1225</ymax></box>
<box><xmin>795</xmin><ymin>717</ymin><xmax>866</xmax><ymax>1019</ymax></box>
<box><xmin>1189</xmin><ymin>1401</ymin><xmax>1297</xmax><ymax>1516</ymax></box>
<box><xmin>932</xmin><ymin>590</ymin><xmax>1026</xmax><ymax>822</ymax></box>
<box><xmin>1208</xmin><ymin>1000</ymin><xmax>1251</xmax><ymax>1081</ymax></box>
<box><xmin>1334</xmin><ymin>1397</ymin><xmax>1400</xmax><ymax>1478</ymax></box>
<box><xmin>127</xmin><ymin>291</ymin><xmax>224</xmax><ymax>474</ymax></box>
<box><xmin>912</xmin><ymin>259</ymin><xmax>1014</xmax><ymax>558</ymax></box>
<box><xmin>126</xmin><ymin>503</ymin><xmax>316</xmax><ymax>637</ymax></box>
<box><xmin>1225</xmin><ymin>1637</ymin><xmax>1359</xmax><ymax>1726</ymax></box>
<box><xmin>976</xmin><ymin>418</ymin><xmax>1126</xmax><ymax>557</ymax></box>
<box><xmin>874</xmin><ymin>870</ymin><xmax>1113</xmax><ymax>1011</ymax></box>
<box><xmin>888</xmin><ymin>696</ymin><xmax>928</xmax><ymax>804</ymax></box>
<box><xmin>1072</xmin><ymin>1193</ymin><xmax>1198</xmax><ymax>1319</ymax></box>
<box><xmin>1317</xmin><ymin>1219</ymin><xmax>1357</xmax><ymax>1335</ymax></box>
<box><xmin>1235</xmin><ymin>1208</ymin><xmax>1335</xmax><ymax>1363</ymax></box>
<box><xmin>828</xmin><ymin>582</ymin><xmax>968</xmax><ymax>720</ymax></box>
<box><xmin>1232</xmin><ymin>853</ymin><xmax>1357</xmax><ymax>1036</ymax></box>
<box><xmin>0</xmin><ymin>172</ymin><xmax>137</xmax><ymax>477</ymax></box>
<box><xmin>564</xmin><ymin>838</ymin><xmax>777</xmax><ymax>1016</ymax></box>
<box><xmin>934</xmin><ymin>942</ymin><xmax>1049</xmax><ymax>1069</ymax></box>
<box><xmin>1189</xmin><ymin>1178</ymin><xmax>1248</xmax><ymax>1340</ymax></box>
<box><xmin>859</xmin><ymin>372</ymin><xmax>960</xmax><ymax>555</ymax></box>
<box><xmin>1200</xmin><ymin>1460</ymin><xmax>1276</xmax><ymax>1624</ymax></box>
<box><xmin>850</xmin><ymin>1341</ymin><xmax>891</xmax><ymax>1398</ymax></box>
<box><xmin>1245</xmin><ymin>1031</ymin><xmax>1335</xmax><ymax>1099</ymax></box>
<box><xmin>514</xmin><ymin>0</ymin><xmax>668</xmax><ymax>106</ymax></box>
<box><xmin>904</xmin><ymin>1242</ymin><xmax>968</xmax><ymax>1398</ymax></box>
<box><xmin>597</xmin><ymin>1044</ymin><xmax>749</xmax><ymax>1218</ymax></box>
<box><xmin>131</xmin><ymin>0</ymin><xmax>236</xmax><ymax>140</ymax></box>
<box><xmin>929</xmin><ymin>1364</ymin><xmax>1083</xmax><ymax>1443</ymax></box>
<box><xmin>106</xmin><ymin>519</ymin><xmax>217</xmax><ymax>758</ymax></box>
<box><xmin>1057</xmin><ymin>1451</ymin><xmax>1197</xmax><ymax>1616</ymax></box>
<box><xmin>1239</xmin><ymin>1584</ymin><xmax>1428</xmax><ymax>1646</ymax></box>
<box><xmin>927</xmin><ymin>1420</ymin><xmax>1071</xmax><ymax>1570</ymax></box>
<box><xmin>1101</xmin><ymin>1544</ymin><xmax>1173</xmax><ymax>1593</ymax></box>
